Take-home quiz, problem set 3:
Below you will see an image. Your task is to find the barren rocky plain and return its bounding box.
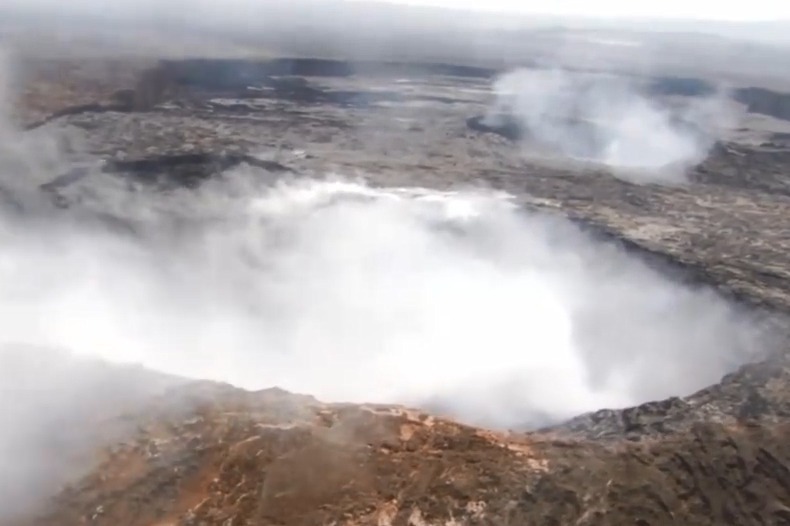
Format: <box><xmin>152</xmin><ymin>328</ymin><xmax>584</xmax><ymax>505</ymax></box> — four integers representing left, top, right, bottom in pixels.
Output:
<box><xmin>4</xmin><ymin>36</ymin><xmax>790</xmax><ymax>526</ymax></box>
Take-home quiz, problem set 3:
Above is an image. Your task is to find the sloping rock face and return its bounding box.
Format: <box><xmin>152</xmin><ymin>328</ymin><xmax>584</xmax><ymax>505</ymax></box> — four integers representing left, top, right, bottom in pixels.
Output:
<box><xmin>6</xmin><ymin>56</ymin><xmax>790</xmax><ymax>525</ymax></box>
<box><xmin>16</xmin><ymin>382</ymin><xmax>790</xmax><ymax>526</ymax></box>
<box><xmin>0</xmin><ymin>347</ymin><xmax>187</xmax><ymax>522</ymax></box>
<box><xmin>734</xmin><ymin>87</ymin><xmax>790</xmax><ymax>122</ymax></box>
<box><xmin>550</xmin><ymin>350</ymin><xmax>790</xmax><ymax>440</ymax></box>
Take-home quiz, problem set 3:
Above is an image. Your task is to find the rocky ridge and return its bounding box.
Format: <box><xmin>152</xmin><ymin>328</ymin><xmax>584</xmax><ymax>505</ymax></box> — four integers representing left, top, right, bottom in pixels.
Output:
<box><xmin>17</xmin><ymin>378</ymin><xmax>790</xmax><ymax>526</ymax></box>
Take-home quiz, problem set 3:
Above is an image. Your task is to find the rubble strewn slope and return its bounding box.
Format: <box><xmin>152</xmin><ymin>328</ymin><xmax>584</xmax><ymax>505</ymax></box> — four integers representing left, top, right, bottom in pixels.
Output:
<box><xmin>17</xmin><ymin>381</ymin><xmax>790</xmax><ymax>526</ymax></box>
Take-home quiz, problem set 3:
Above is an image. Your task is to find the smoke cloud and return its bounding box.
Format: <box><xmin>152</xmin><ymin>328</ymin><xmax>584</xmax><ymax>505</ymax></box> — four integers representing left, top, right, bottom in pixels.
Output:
<box><xmin>1</xmin><ymin>167</ymin><xmax>771</xmax><ymax>426</ymax></box>
<box><xmin>485</xmin><ymin>69</ymin><xmax>731</xmax><ymax>183</ymax></box>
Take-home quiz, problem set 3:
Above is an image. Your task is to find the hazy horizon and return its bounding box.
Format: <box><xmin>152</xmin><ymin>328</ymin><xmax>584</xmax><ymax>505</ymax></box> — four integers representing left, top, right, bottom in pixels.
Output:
<box><xmin>3</xmin><ymin>0</ymin><xmax>790</xmax><ymax>30</ymax></box>
<box><xmin>2</xmin><ymin>0</ymin><xmax>789</xmax><ymax>75</ymax></box>
<box><xmin>350</xmin><ymin>0</ymin><xmax>790</xmax><ymax>22</ymax></box>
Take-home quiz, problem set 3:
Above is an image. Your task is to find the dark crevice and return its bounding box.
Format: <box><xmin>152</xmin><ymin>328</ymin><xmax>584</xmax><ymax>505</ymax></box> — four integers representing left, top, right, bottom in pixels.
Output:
<box><xmin>24</xmin><ymin>103</ymin><xmax>134</xmax><ymax>131</ymax></box>
<box><xmin>163</xmin><ymin>58</ymin><xmax>496</xmax><ymax>86</ymax></box>
<box><xmin>39</xmin><ymin>153</ymin><xmax>292</xmax><ymax>201</ymax></box>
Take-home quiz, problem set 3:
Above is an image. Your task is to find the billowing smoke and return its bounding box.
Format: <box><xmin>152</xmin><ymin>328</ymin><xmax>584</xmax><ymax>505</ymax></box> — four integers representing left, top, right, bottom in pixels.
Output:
<box><xmin>485</xmin><ymin>69</ymin><xmax>731</xmax><ymax>182</ymax></box>
<box><xmin>1</xmin><ymin>166</ymin><xmax>771</xmax><ymax>427</ymax></box>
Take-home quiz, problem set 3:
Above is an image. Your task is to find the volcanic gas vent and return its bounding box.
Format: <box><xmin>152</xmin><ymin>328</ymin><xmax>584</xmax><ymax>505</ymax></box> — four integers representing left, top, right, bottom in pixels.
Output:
<box><xmin>468</xmin><ymin>69</ymin><xmax>726</xmax><ymax>181</ymax></box>
<box><xmin>0</xmin><ymin>172</ymin><xmax>772</xmax><ymax>430</ymax></box>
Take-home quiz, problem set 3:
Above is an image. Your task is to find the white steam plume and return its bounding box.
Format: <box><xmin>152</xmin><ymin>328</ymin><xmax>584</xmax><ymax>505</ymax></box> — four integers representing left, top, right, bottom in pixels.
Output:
<box><xmin>0</xmin><ymin>170</ymin><xmax>770</xmax><ymax>428</ymax></box>
<box><xmin>486</xmin><ymin>69</ymin><xmax>732</xmax><ymax>183</ymax></box>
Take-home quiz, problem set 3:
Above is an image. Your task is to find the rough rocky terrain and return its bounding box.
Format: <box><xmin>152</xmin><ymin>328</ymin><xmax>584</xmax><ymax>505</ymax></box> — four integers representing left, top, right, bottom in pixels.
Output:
<box><xmin>4</xmin><ymin>53</ymin><xmax>790</xmax><ymax>525</ymax></box>
<box><xmin>17</xmin><ymin>381</ymin><xmax>790</xmax><ymax>526</ymax></box>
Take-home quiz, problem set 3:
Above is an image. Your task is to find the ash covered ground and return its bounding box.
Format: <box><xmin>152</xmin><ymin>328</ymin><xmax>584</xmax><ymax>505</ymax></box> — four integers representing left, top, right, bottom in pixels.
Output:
<box><xmin>3</xmin><ymin>11</ymin><xmax>790</xmax><ymax>526</ymax></box>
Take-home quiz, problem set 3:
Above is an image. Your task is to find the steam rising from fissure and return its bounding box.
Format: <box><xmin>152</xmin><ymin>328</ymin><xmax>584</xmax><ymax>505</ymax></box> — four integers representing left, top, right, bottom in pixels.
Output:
<box><xmin>486</xmin><ymin>69</ymin><xmax>731</xmax><ymax>182</ymax></box>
